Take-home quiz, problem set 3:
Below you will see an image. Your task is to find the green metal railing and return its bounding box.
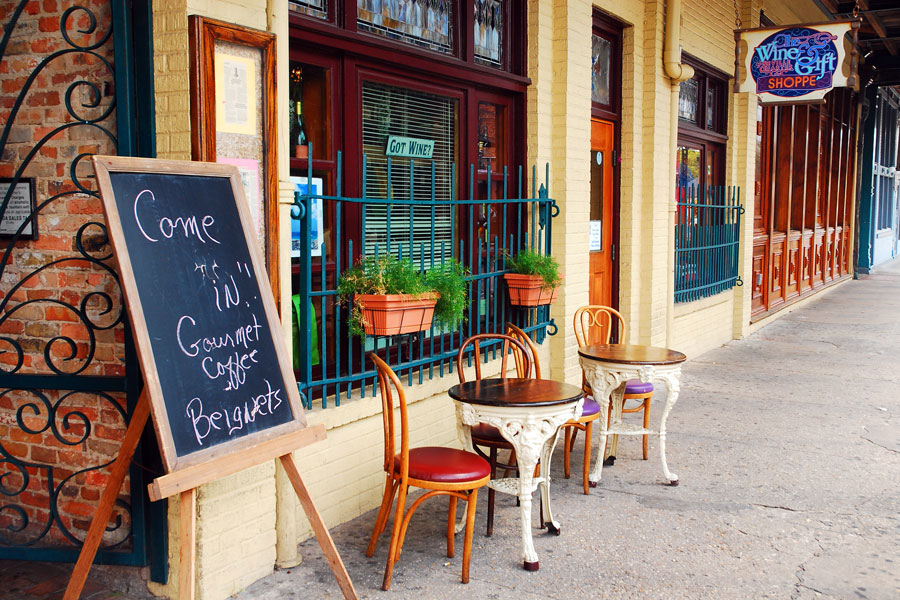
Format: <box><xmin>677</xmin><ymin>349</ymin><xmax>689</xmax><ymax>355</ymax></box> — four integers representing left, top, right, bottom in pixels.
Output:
<box><xmin>292</xmin><ymin>150</ymin><xmax>558</xmax><ymax>409</ymax></box>
<box><xmin>675</xmin><ymin>185</ymin><xmax>743</xmax><ymax>303</ymax></box>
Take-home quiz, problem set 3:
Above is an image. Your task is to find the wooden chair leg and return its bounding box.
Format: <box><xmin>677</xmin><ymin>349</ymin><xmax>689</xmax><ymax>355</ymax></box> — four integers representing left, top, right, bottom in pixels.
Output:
<box><xmin>582</xmin><ymin>420</ymin><xmax>593</xmax><ymax>495</ymax></box>
<box><xmin>563</xmin><ymin>427</ymin><xmax>572</xmax><ymax>479</ymax></box>
<box><xmin>486</xmin><ymin>447</ymin><xmax>497</xmax><ymax>537</ymax></box>
<box><xmin>642</xmin><ymin>398</ymin><xmax>651</xmax><ymax>460</ymax></box>
<box><xmin>366</xmin><ymin>476</ymin><xmax>396</xmax><ymax>557</ymax></box>
<box><xmin>446</xmin><ymin>495</ymin><xmax>457</xmax><ymax>558</ymax></box>
<box><xmin>461</xmin><ymin>488</ymin><xmax>479</xmax><ymax>584</ymax></box>
<box><xmin>381</xmin><ymin>483</ymin><xmax>408</xmax><ymax>591</ymax></box>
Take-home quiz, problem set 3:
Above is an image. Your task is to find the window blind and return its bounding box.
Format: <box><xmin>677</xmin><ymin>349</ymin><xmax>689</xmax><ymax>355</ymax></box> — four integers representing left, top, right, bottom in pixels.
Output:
<box><xmin>361</xmin><ymin>82</ymin><xmax>457</xmax><ymax>265</ymax></box>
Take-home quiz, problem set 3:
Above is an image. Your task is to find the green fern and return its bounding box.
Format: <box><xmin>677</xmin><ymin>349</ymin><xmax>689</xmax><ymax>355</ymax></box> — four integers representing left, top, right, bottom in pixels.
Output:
<box><xmin>337</xmin><ymin>254</ymin><xmax>469</xmax><ymax>337</ymax></box>
<box><xmin>506</xmin><ymin>248</ymin><xmax>561</xmax><ymax>290</ymax></box>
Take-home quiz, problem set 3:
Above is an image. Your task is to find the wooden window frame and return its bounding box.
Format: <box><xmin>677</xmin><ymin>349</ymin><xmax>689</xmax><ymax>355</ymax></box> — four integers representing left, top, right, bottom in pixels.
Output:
<box><xmin>678</xmin><ymin>54</ymin><xmax>729</xmax><ymax>144</ymax></box>
<box><xmin>591</xmin><ymin>12</ymin><xmax>622</xmax><ymax>122</ymax></box>
<box><xmin>289</xmin><ymin>0</ymin><xmax>527</xmax><ymax>79</ymax></box>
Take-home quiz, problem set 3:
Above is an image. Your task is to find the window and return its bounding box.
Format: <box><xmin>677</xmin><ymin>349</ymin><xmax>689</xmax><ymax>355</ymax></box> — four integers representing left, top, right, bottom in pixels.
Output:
<box><xmin>674</xmin><ymin>55</ymin><xmax>736</xmax><ymax>302</ymax></box>
<box><xmin>361</xmin><ymin>82</ymin><xmax>457</xmax><ymax>264</ymax></box>
<box><xmin>357</xmin><ymin>0</ymin><xmax>454</xmax><ymax>55</ymax></box>
<box><xmin>474</xmin><ymin>0</ymin><xmax>503</xmax><ymax>67</ymax></box>
<box><xmin>875</xmin><ymin>91</ymin><xmax>899</xmax><ymax>232</ymax></box>
<box><xmin>590</xmin><ymin>19</ymin><xmax>621</xmax><ymax>119</ymax></box>
<box><xmin>290</xmin><ymin>0</ymin><xmax>328</xmax><ymax>20</ymax></box>
<box><xmin>676</xmin><ymin>56</ymin><xmax>728</xmax><ymax>194</ymax></box>
<box><xmin>678</xmin><ymin>57</ymin><xmax>727</xmax><ymax>137</ymax></box>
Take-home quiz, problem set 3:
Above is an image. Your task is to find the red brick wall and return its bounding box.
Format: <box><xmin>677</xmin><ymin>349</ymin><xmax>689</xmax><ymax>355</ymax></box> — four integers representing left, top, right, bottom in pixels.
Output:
<box><xmin>0</xmin><ymin>0</ymin><xmax>132</xmax><ymax>549</ymax></box>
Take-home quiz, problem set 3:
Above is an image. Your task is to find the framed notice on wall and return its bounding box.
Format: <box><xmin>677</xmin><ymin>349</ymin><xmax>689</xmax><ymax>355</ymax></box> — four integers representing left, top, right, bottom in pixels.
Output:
<box><xmin>0</xmin><ymin>177</ymin><xmax>37</xmax><ymax>239</ymax></box>
<box><xmin>190</xmin><ymin>17</ymin><xmax>279</xmax><ymax>305</ymax></box>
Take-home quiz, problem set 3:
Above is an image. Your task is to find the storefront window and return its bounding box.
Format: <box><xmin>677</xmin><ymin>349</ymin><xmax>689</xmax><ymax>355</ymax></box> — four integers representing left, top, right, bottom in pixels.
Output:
<box><xmin>591</xmin><ymin>34</ymin><xmax>611</xmax><ymax>106</ymax></box>
<box><xmin>357</xmin><ymin>0</ymin><xmax>453</xmax><ymax>55</ymax></box>
<box><xmin>678</xmin><ymin>77</ymin><xmax>699</xmax><ymax>123</ymax></box>
<box><xmin>474</xmin><ymin>0</ymin><xmax>502</xmax><ymax>67</ymax></box>
<box><xmin>361</xmin><ymin>81</ymin><xmax>457</xmax><ymax>263</ymax></box>
<box><xmin>706</xmin><ymin>85</ymin><xmax>718</xmax><ymax>130</ymax></box>
<box><xmin>477</xmin><ymin>101</ymin><xmax>504</xmax><ymax>171</ymax></box>
<box><xmin>289</xmin><ymin>62</ymin><xmax>331</xmax><ymax>161</ymax></box>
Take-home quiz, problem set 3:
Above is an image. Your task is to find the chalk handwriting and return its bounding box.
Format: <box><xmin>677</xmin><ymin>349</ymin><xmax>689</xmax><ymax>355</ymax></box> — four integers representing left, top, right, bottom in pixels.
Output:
<box><xmin>176</xmin><ymin>312</ymin><xmax>262</xmax><ymax>357</ymax></box>
<box><xmin>133</xmin><ymin>189</ymin><xmax>221</xmax><ymax>244</ymax></box>
<box><xmin>185</xmin><ymin>379</ymin><xmax>285</xmax><ymax>446</ymax></box>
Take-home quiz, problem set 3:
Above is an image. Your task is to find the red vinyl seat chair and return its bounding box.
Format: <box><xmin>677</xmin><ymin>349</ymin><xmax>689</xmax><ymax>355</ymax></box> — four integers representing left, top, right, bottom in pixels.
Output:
<box><xmin>366</xmin><ymin>354</ymin><xmax>490</xmax><ymax>590</ymax></box>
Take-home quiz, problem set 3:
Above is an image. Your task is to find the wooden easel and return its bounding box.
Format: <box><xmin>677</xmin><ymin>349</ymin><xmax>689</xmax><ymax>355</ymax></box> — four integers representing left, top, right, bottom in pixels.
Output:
<box><xmin>63</xmin><ymin>391</ymin><xmax>357</xmax><ymax>600</ymax></box>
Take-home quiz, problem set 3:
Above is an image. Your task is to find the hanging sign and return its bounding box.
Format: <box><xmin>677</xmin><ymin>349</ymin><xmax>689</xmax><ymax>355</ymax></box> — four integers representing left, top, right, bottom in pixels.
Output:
<box><xmin>736</xmin><ymin>22</ymin><xmax>857</xmax><ymax>104</ymax></box>
<box><xmin>385</xmin><ymin>135</ymin><xmax>434</xmax><ymax>159</ymax></box>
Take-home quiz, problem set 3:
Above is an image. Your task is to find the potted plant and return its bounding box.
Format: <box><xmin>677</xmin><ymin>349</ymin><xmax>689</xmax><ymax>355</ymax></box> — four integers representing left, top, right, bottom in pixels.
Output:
<box><xmin>503</xmin><ymin>248</ymin><xmax>562</xmax><ymax>306</ymax></box>
<box><xmin>337</xmin><ymin>254</ymin><xmax>469</xmax><ymax>337</ymax></box>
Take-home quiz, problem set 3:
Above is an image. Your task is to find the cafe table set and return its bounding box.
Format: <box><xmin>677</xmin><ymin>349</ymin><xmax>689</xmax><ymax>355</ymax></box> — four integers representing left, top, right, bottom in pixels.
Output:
<box><xmin>366</xmin><ymin>323</ymin><xmax>686</xmax><ymax>588</ymax></box>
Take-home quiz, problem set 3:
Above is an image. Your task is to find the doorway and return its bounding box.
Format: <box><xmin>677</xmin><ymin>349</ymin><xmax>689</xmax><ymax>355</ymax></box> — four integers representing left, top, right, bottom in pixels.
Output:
<box><xmin>589</xmin><ymin>118</ymin><xmax>617</xmax><ymax>307</ymax></box>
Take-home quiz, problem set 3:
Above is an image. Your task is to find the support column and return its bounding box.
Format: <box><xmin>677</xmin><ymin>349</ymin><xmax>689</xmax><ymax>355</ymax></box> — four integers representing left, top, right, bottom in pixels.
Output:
<box><xmin>530</xmin><ymin>0</ymin><xmax>592</xmax><ymax>386</ymax></box>
<box><xmin>269</xmin><ymin>0</ymin><xmax>302</xmax><ymax>569</ymax></box>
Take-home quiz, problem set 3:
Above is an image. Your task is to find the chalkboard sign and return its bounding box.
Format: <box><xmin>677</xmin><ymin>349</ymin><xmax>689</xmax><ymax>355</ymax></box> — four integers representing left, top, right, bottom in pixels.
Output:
<box><xmin>93</xmin><ymin>156</ymin><xmax>307</xmax><ymax>473</ymax></box>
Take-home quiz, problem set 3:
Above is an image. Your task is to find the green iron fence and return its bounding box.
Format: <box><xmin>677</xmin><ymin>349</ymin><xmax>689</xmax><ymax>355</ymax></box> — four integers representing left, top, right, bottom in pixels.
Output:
<box><xmin>292</xmin><ymin>150</ymin><xmax>558</xmax><ymax>409</ymax></box>
<box><xmin>675</xmin><ymin>184</ymin><xmax>744</xmax><ymax>303</ymax></box>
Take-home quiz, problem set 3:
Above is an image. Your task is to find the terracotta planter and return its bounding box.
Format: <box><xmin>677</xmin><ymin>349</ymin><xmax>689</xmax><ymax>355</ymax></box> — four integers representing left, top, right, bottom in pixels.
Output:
<box><xmin>355</xmin><ymin>292</ymin><xmax>439</xmax><ymax>336</ymax></box>
<box><xmin>504</xmin><ymin>273</ymin><xmax>560</xmax><ymax>307</ymax></box>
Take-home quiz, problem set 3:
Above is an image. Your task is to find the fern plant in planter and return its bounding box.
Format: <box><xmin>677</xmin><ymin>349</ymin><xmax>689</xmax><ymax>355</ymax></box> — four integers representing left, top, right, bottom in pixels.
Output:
<box><xmin>503</xmin><ymin>248</ymin><xmax>562</xmax><ymax>307</ymax></box>
<box><xmin>337</xmin><ymin>254</ymin><xmax>469</xmax><ymax>337</ymax></box>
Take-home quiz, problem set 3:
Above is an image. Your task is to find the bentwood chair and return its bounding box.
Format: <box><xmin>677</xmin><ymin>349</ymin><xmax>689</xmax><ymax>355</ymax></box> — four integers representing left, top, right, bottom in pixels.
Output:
<box><xmin>366</xmin><ymin>354</ymin><xmax>490</xmax><ymax>590</ymax></box>
<box><xmin>573</xmin><ymin>306</ymin><xmax>654</xmax><ymax>463</ymax></box>
<box><xmin>455</xmin><ymin>333</ymin><xmax>532</xmax><ymax>536</ymax></box>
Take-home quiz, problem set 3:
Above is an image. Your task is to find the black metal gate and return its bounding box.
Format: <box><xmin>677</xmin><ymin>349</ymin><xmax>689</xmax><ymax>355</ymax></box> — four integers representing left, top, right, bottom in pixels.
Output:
<box><xmin>0</xmin><ymin>0</ymin><xmax>163</xmax><ymax>575</ymax></box>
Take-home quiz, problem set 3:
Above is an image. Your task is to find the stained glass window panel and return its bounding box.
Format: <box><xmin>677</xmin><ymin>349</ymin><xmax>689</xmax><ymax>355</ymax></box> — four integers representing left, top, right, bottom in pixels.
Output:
<box><xmin>474</xmin><ymin>0</ymin><xmax>502</xmax><ymax>67</ymax></box>
<box><xmin>358</xmin><ymin>0</ymin><xmax>453</xmax><ymax>55</ymax></box>
<box><xmin>591</xmin><ymin>34</ymin><xmax>611</xmax><ymax>105</ymax></box>
<box><xmin>290</xmin><ymin>0</ymin><xmax>327</xmax><ymax>20</ymax></box>
<box><xmin>678</xmin><ymin>77</ymin><xmax>699</xmax><ymax>123</ymax></box>
<box><xmin>706</xmin><ymin>85</ymin><xmax>717</xmax><ymax>130</ymax></box>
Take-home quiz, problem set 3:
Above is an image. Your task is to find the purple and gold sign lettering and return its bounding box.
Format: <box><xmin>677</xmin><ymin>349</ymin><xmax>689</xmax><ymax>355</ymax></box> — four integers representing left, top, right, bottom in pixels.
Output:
<box><xmin>737</xmin><ymin>22</ymin><xmax>854</xmax><ymax>104</ymax></box>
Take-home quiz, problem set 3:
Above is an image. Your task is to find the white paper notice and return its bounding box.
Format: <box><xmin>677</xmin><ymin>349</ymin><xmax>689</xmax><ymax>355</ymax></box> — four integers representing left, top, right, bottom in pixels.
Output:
<box><xmin>589</xmin><ymin>221</ymin><xmax>602</xmax><ymax>251</ymax></box>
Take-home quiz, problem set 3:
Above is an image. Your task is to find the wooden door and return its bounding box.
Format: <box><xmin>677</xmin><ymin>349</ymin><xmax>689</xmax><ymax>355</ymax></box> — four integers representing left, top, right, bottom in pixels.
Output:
<box><xmin>589</xmin><ymin>118</ymin><xmax>616</xmax><ymax>306</ymax></box>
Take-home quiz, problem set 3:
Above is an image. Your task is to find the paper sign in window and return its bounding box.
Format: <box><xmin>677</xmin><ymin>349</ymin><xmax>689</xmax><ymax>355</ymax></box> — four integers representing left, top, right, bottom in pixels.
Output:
<box><xmin>215</xmin><ymin>53</ymin><xmax>257</xmax><ymax>135</ymax></box>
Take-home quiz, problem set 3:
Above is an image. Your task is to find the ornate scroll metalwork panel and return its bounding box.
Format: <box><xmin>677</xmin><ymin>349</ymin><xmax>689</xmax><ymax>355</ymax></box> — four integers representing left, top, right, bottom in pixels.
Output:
<box><xmin>0</xmin><ymin>0</ymin><xmax>155</xmax><ymax>567</ymax></box>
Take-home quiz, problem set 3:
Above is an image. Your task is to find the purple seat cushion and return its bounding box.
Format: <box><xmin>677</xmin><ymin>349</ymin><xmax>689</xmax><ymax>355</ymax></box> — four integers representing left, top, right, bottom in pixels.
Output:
<box><xmin>580</xmin><ymin>396</ymin><xmax>602</xmax><ymax>417</ymax></box>
<box><xmin>624</xmin><ymin>379</ymin><xmax>654</xmax><ymax>395</ymax></box>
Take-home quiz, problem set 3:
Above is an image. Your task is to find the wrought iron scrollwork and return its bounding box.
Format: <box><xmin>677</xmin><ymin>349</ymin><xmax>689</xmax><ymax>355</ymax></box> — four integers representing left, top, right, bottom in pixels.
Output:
<box><xmin>0</xmin><ymin>1</ymin><xmax>139</xmax><ymax>559</ymax></box>
<box><xmin>0</xmin><ymin>389</ymin><xmax>131</xmax><ymax>548</ymax></box>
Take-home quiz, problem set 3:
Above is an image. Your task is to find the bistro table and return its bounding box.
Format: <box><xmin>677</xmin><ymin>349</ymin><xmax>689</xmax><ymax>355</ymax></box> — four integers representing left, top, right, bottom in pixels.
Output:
<box><xmin>577</xmin><ymin>344</ymin><xmax>686</xmax><ymax>486</ymax></box>
<box><xmin>448</xmin><ymin>378</ymin><xmax>584</xmax><ymax>571</ymax></box>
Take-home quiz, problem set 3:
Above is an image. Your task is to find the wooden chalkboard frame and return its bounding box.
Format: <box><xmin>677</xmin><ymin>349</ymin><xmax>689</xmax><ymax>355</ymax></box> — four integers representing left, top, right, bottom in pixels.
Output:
<box><xmin>92</xmin><ymin>155</ymin><xmax>309</xmax><ymax>476</ymax></box>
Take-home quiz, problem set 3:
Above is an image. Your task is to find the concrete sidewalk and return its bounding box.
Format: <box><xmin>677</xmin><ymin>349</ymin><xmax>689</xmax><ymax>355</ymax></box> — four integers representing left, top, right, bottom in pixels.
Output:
<box><xmin>237</xmin><ymin>261</ymin><xmax>900</xmax><ymax>600</ymax></box>
<box><xmin>4</xmin><ymin>260</ymin><xmax>899</xmax><ymax>599</ymax></box>
<box><xmin>234</xmin><ymin>259</ymin><xmax>900</xmax><ymax>599</ymax></box>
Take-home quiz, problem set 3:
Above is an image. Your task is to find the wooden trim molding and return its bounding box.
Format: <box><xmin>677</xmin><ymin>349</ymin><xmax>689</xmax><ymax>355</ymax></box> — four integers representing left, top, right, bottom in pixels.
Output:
<box><xmin>189</xmin><ymin>17</ymin><xmax>281</xmax><ymax>310</ymax></box>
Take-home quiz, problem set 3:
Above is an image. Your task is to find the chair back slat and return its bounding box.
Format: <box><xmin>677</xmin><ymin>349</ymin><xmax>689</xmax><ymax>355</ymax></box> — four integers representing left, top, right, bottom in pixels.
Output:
<box><xmin>573</xmin><ymin>305</ymin><xmax>627</xmax><ymax>347</ymax></box>
<box><xmin>504</xmin><ymin>323</ymin><xmax>541</xmax><ymax>379</ymax></box>
<box><xmin>456</xmin><ymin>333</ymin><xmax>531</xmax><ymax>383</ymax></box>
<box><xmin>371</xmin><ymin>353</ymin><xmax>408</xmax><ymax>478</ymax></box>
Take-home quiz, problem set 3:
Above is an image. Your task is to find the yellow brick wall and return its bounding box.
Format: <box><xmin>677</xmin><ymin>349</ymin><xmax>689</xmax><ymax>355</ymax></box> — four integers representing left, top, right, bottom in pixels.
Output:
<box><xmin>543</xmin><ymin>0</ymin><xmax>593</xmax><ymax>386</ymax></box>
<box><xmin>671</xmin><ymin>294</ymin><xmax>735</xmax><ymax>359</ymax></box>
<box><xmin>148</xmin><ymin>2</ymin><xmax>278</xmax><ymax>598</ymax></box>
<box><xmin>153</xmin><ymin>0</ymin><xmax>191</xmax><ymax>161</ymax></box>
